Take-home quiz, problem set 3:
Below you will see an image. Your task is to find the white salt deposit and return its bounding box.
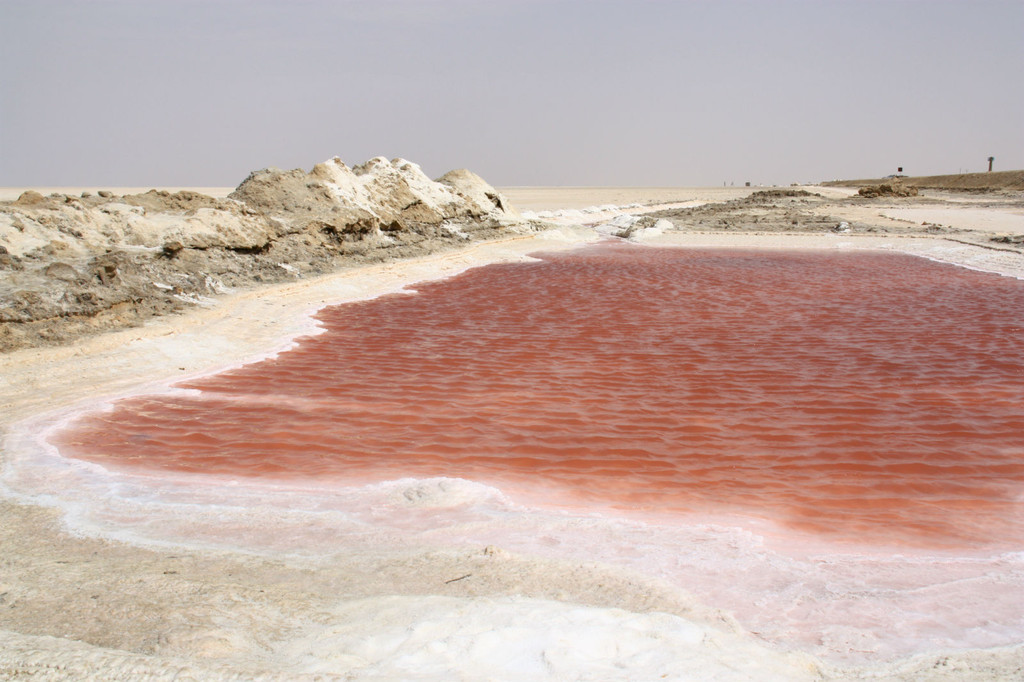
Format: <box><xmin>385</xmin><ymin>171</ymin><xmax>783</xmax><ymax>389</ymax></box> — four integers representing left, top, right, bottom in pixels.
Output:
<box><xmin>520</xmin><ymin>200</ymin><xmax>707</xmax><ymax>225</ymax></box>
<box><xmin>595</xmin><ymin>213</ymin><xmax>641</xmax><ymax>236</ymax></box>
<box><xmin>272</xmin><ymin>595</ymin><xmax>821</xmax><ymax>680</ymax></box>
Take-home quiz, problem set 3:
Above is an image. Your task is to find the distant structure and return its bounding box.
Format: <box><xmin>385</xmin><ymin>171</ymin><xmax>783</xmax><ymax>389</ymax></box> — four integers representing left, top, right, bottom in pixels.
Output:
<box><xmin>988</xmin><ymin>156</ymin><xmax>995</xmax><ymax>172</ymax></box>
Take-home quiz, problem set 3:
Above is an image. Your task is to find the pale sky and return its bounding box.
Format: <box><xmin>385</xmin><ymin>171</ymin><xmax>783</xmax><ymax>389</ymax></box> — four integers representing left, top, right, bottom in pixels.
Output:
<box><xmin>1</xmin><ymin>0</ymin><xmax>1021</xmax><ymax>187</ymax></box>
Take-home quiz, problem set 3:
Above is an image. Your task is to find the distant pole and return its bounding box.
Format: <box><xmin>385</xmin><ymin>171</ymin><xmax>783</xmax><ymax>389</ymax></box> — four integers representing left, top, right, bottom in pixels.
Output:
<box><xmin>988</xmin><ymin>156</ymin><xmax>995</xmax><ymax>172</ymax></box>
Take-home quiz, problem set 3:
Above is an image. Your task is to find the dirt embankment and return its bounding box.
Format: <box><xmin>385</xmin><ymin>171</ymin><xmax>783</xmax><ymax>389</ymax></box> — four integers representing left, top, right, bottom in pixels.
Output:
<box><xmin>642</xmin><ymin>187</ymin><xmax>1024</xmax><ymax>247</ymax></box>
<box><xmin>0</xmin><ymin>158</ymin><xmax>528</xmax><ymax>353</ymax></box>
<box><xmin>824</xmin><ymin>170</ymin><xmax>1024</xmax><ymax>192</ymax></box>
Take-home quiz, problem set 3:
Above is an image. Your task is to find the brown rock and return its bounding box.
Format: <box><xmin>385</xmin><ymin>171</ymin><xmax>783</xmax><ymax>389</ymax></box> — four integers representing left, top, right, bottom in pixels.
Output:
<box><xmin>162</xmin><ymin>241</ymin><xmax>185</xmax><ymax>257</ymax></box>
<box><xmin>14</xmin><ymin>190</ymin><xmax>45</xmax><ymax>206</ymax></box>
<box><xmin>857</xmin><ymin>183</ymin><xmax>919</xmax><ymax>198</ymax></box>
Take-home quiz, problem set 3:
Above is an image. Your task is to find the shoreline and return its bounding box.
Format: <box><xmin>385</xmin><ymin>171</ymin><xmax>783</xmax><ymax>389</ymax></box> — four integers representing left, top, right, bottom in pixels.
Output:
<box><xmin>2</xmin><ymin>190</ymin><xmax>1024</xmax><ymax>678</ymax></box>
<box><xmin>0</xmin><ymin>226</ymin><xmax>597</xmax><ymax>425</ymax></box>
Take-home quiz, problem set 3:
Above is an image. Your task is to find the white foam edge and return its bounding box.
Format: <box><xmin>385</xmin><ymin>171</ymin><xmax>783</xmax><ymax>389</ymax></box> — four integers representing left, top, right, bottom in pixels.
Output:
<box><xmin>885</xmin><ymin>243</ymin><xmax>1024</xmax><ymax>281</ymax></box>
<box><xmin>633</xmin><ymin>233</ymin><xmax>1024</xmax><ymax>282</ymax></box>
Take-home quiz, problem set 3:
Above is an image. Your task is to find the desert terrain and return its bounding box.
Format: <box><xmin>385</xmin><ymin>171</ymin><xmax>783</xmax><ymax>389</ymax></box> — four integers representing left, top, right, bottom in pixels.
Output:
<box><xmin>1</xmin><ymin>162</ymin><xmax>1023</xmax><ymax>680</ymax></box>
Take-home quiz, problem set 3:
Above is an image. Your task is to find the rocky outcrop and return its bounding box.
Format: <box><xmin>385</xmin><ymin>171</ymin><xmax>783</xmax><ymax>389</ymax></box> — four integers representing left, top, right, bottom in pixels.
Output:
<box><xmin>857</xmin><ymin>183</ymin><xmax>919</xmax><ymax>198</ymax></box>
<box><xmin>0</xmin><ymin>157</ymin><xmax>527</xmax><ymax>352</ymax></box>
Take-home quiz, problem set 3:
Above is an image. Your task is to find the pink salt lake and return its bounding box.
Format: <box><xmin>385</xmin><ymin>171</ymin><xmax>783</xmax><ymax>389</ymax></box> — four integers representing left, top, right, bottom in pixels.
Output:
<box><xmin>54</xmin><ymin>244</ymin><xmax>1024</xmax><ymax>551</ymax></box>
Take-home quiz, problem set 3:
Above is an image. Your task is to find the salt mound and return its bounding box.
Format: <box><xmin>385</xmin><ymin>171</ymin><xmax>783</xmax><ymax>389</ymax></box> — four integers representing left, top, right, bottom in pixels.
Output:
<box><xmin>229</xmin><ymin>156</ymin><xmax>520</xmax><ymax>238</ymax></box>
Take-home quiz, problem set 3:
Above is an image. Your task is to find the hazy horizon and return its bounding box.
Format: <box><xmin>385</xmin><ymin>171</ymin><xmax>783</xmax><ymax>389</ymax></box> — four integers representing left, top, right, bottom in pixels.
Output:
<box><xmin>2</xmin><ymin>0</ymin><xmax>1021</xmax><ymax>188</ymax></box>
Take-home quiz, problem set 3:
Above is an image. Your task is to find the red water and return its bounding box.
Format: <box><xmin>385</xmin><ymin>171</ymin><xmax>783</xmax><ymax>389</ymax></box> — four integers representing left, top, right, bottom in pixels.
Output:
<box><xmin>55</xmin><ymin>245</ymin><xmax>1024</xmax><ymax>548</ymax></box>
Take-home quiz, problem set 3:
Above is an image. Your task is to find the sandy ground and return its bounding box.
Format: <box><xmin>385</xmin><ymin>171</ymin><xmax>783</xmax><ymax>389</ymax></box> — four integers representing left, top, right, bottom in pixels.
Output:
<box><xmin>805</xmin><ymin>189</ymin><xmax>1024</xmax><ymax>237</ymax></box>
<box><xmin>877</xmin><ymin>207</ymin><xmax>1024</xmax><ymax>234</ymax></box>
<box><xmin>2</xmin><ymin>188</ymin><xmax>1023</xmax><ymax>680</ymax></box>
